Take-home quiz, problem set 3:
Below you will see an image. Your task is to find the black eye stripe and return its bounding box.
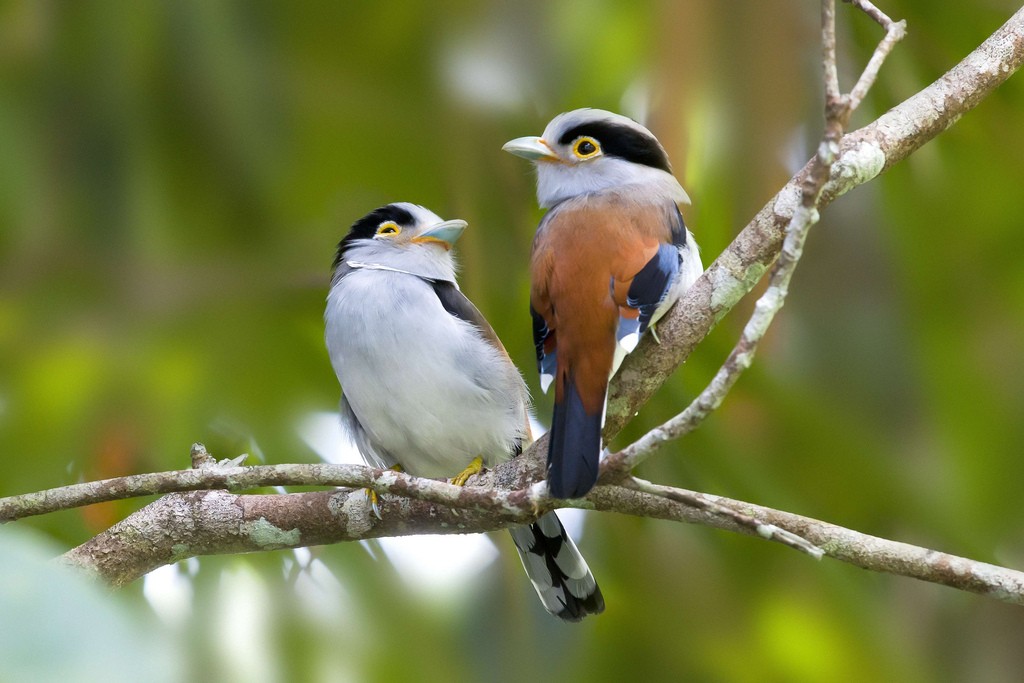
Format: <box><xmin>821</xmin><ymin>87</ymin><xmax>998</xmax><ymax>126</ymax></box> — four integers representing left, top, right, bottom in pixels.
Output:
<box><xmin>355</xmin><ymin>205</ymin><xmax>415</xmax><ymax>233</ymax></box>
<box><xmin>334</xmin><ymin>204</ymin><xmax>416</xmax><ymax>268</ymax></box>
<box><xmin>558</xmin><ymin>121</ymin><xmax>671</xmax><ymax>172</ymax></box>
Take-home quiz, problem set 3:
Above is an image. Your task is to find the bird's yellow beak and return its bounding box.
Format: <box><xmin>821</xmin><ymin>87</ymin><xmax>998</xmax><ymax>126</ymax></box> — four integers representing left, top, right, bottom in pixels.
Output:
<box><xmin>411</xmin><ymin>219</ymin><xmax>468</xmax><ymax>250</ymax></box>
<box><xmin>502</xmin><ymin>136</ymin><xmax>559</xmax><ymax>162</ymax></box>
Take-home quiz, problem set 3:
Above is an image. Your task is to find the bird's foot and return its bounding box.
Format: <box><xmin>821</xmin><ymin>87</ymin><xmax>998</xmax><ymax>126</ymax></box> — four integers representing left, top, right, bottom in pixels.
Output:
<box><xmin>450</xmin><ymin>456</ymin><xmax>484</xmax><ymax>487</ymax></box>
<box><xmin>649</xmin><ymin>324</ymin><xmax>662</xmax><ymax>345</ymax></box>
<box><xmin>366</xmin><ymin>464</ymin><xmax>404</xmax><ymax>520</ymax></box>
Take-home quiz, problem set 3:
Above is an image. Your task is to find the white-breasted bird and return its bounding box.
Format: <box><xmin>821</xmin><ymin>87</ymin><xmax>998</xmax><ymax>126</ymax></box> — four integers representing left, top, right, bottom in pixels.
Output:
<box><xmin>324</xmin><ymin>202</ymin><xmax>604</xmax><ymax>621</ymax></box>
<box><xmin>503</xmin><ymin>109</ymin><xmax>703</xmax><ymax>500</ymax></box>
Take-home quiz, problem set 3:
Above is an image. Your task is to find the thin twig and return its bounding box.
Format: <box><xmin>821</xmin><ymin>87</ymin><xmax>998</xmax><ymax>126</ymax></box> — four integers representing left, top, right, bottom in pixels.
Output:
<box><xmin>844</xmin><ymin>0</ymin><xmax>897</xmax><ymax>30</ymax></box>
<box><xmin>823</xmin><ymin>0</ymin><xmax>842</xmax><ymax>103</ymax></box>
<box><xmin>847</xmin><ymin>10</ymin><xmax>907</xmax><ymax>112</ymax></box>
<box><xmin>623</xmin><ymin>477</ymin><xmax>824</xmax><ymax>559</ymax></box>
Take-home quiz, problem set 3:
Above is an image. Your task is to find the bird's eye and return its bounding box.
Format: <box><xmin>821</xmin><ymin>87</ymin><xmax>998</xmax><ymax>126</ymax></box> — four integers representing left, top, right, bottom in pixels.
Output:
<box><xmin>375</xmin><ymin>222</ymin><xmax>401</xmax><ymax>237</ymax></box>
<box><xmin>572</xmin><ymin>137</ymin><xmax>600</xmax><ymax>159</ymax></box>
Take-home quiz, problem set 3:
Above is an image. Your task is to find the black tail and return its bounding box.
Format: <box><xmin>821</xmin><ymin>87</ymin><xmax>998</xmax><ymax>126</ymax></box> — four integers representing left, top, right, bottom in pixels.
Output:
<box><xmin>547</xmin><ymin>377</ymin><xmax>602</xmax><ymax>499</ymax></box>
<box><xmin>508</xmin><ymin>512</ymin><xmax>604</xmax><ymax>621</ymax></box>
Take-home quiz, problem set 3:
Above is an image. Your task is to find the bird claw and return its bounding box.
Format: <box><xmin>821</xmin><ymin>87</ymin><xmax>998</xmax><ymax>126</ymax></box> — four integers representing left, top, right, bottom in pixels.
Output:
<box><xmin>365</xmin><ymin>464</ymin><xmax>403</xmax><ymax>520</ymax></box>
<box><xmin>649</xmin><ymin>324</ymin><xmax>662</xmax><ymax>345</ymax></box>
<box><xmin>450</xmin><ymin>455</ymin><xmax>484</xmax><ymax>487</ymax></box>
<box><xmin>365</xmin><ymin>488</ymin><xmax>383</xmax><ymax>520</ymax></box>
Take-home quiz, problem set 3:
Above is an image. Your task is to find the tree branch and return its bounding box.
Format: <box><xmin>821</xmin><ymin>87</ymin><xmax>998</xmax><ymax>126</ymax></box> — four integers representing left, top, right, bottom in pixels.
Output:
<box><xmin>844</xmin><ymin>2</ymin><xmax>907</xmax><ymax>113</ymax></box>
<box><xmin>0</xmin><ymin>460</ymin><xmax>540</xmax><ymax>524</ymax></box>
<box><xmin>623</xmin><ymin>477</ymin><xmax>824</xmax><ymax>559</ymax></box>
<box><xmin>59</xmin><ymin>477</ymin><xmax>1024</xmax><ymax>608</ymax></box>
<box><xmin>585</xmin><ymin>485</ymin><xmax>1024</xmax><ymax>607</ymax></box>
<box><xmin>59</xmin><ymin>488</ymin><xmax>532</xmax><ymax>588</ymax></box>
<box><xmin>5</xmin><ymin>5</ymin><xmax>1024</xmax><ymax>609</ymax></box>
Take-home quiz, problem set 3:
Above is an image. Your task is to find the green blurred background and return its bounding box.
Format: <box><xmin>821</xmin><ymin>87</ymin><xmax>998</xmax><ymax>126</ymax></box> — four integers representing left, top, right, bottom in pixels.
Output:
<box><xmin>2</xmin><ymin>1</ymin><xmax>1024</xmax><ymax>681</ymax></box>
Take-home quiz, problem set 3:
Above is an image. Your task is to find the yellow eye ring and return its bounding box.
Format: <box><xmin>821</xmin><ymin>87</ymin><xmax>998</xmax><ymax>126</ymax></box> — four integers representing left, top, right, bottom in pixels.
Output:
<box><xmin>572</xmin><ymin>136</ymin><xmax>601</xmax><ymax>159</ymax></box>
<box><xmin>375</xmin><ymin>221</ymin><xmax>401</xmax><ymax>237</ymax></box>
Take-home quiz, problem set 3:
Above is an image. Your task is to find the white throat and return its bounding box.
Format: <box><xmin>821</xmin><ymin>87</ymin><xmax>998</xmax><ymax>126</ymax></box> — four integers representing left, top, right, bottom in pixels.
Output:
<box><xmin>339</xmin><ymin>240</ymin><xmax>458</xmax><ymax>284</ymax></box>
<box><xmin>535</xmin><ymin>158</ymin><xmax>690</xmax><ymax>208</ymax></box>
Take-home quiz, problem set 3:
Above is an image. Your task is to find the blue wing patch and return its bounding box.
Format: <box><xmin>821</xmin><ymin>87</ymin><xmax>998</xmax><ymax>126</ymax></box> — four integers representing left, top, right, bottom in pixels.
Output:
<box><xmin>620</xmin><ymin>243</ymin><xmax>681</xmax><ymax>349</ymax></box>
<box><xmin>531</xmin><ymin>304</ymin><xmax>557</xmax><ymax>393</ymax></box>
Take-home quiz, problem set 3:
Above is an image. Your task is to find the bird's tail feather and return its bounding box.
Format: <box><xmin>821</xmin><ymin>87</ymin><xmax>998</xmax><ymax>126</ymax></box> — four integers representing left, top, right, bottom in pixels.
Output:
<box><xmin>547</xmin><ymin>377</ymin><xmax>602</xmax><ymax>499</ymax></box>
<box><xmin>508</xmin><ymin>512</ymin><xmax>604</xmax><ymax>621</ymax></box>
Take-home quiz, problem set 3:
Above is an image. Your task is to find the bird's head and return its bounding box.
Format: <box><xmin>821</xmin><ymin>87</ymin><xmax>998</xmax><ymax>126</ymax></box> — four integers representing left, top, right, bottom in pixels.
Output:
<box><xmin>333</xmin><ymin>202</ymin><xmax>467</xmax><ymax>277</ymax></box>
<box><xmin>502</xmin><ymin>108</ymin><xmax>689</xmax><ymax>209</ymax></box>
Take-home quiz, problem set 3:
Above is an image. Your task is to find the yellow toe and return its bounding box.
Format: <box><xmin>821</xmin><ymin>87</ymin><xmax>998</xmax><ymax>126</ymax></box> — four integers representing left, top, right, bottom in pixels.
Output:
<box><xmin>365</xmin><ymin>464</ymin><xmax>404</xmax><ymax>519</ymax></box>
<box><xmin>450</xmin><ymin>456</ymin><xmax>484</xmax><ymax>487</ymax></box>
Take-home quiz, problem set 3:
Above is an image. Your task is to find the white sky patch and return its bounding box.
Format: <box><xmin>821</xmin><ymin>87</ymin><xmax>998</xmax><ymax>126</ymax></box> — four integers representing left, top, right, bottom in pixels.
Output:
<box><xmin>378</xmin><ymin>533</ymin><xmax>500</xmax><ymax>598</ymax></box>
<box><xmin>292</xmin><ymin>546</ymin><xmax>313</xmax><ymax>568</ymax></box>
<box><xmin>529</xmin><ymin>414</ymin><xmax>547</xmax><ymax>439</ymax></box>
<box><xmin>143</xmin><ymin>564</ymin><xmax>193</xmax><ymax>628</ymax></box>
<box><xmin>293</xmin><ymin>556</ymin><xmax>357</xmax><ymax>629</ymax></box>
<box><xmin>782</xmin><ymin>124</ymin><xmax>811</xmax><ymax>176</ymax></box>
<box><xmin>620</xmin><ymin>77</ymin><xmax>652</xmax><ymax>127</ymax></box>
<box><xmin>215</xmin><ymin>565</ymin><xmax>279</xmax><ymax>683</ymax></box>
<box><xmin>298</xmin><ymin>410</ymin><xmax>503</xmax><ymax>599</ymax></box>
<box><xmin>298</xmin><ymin>410</ymin><xmax>359</xmax><ymax>465</ymax></box>
<box><xmin>441</xmin><ymin>30</ymin><xmax>530</xmax><ymax>112</ymax></box>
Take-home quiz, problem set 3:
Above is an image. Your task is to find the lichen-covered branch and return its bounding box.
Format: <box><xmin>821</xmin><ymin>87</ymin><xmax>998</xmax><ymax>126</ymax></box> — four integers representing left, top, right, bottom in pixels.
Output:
<box><xmin>59</xmin><ymin>487</ymin><xmax>533</xmax><ymax>588</ymax></box>
<box><xmin>61</xmin><ymin>479</ymin><xmax>1024</xmax><ymax>607</ymax></box>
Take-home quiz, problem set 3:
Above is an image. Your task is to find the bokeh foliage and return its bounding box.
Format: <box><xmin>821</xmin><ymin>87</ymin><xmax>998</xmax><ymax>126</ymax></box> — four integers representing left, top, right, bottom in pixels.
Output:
<box><xmin>2</xmin><ymin>1</ymin><xmax>1024</xmax><ymax>681</ymax></box>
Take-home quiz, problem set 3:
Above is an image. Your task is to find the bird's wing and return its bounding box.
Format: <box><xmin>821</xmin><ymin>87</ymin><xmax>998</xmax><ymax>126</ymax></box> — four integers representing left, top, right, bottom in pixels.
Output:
<box><xmin>611</xmin><ymin>203</ymin><xmax>685</xmax><ymax>353</ymax></box>
<box><xmin>429</xmin><ymin>279</ymin><xmax>508</xmax><ymax>356</ymax></box>
<box><xmin>530</xmin><ymin>302</ymin><xmax>557</xmax><ymax>394</ymax></box>
<box><xmin>528</xmin><ymin>215</ymin><xmax>559</xmax><ymax>395</ymax></box>
<box><xmin>339</xmin><ymin>392</ymin><xmax>397</xmax><ymax>470</ymax></box>
<box><xmin>613</xmin><ymin>242</ymin><xmax>681</xmax><ymax>351</ymax></box>
<box><xmin>429</xmin><ymin>279</ymin><xmax>532</xmax><ymax>451</ymax></box>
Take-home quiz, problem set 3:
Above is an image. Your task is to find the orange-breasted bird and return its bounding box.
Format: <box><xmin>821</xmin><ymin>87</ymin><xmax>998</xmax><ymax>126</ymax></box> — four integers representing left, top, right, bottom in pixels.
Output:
<box><xmin>503</xmin><ymin>109</ymin><xmax>702</xmax><ymax>499</ymax></box>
